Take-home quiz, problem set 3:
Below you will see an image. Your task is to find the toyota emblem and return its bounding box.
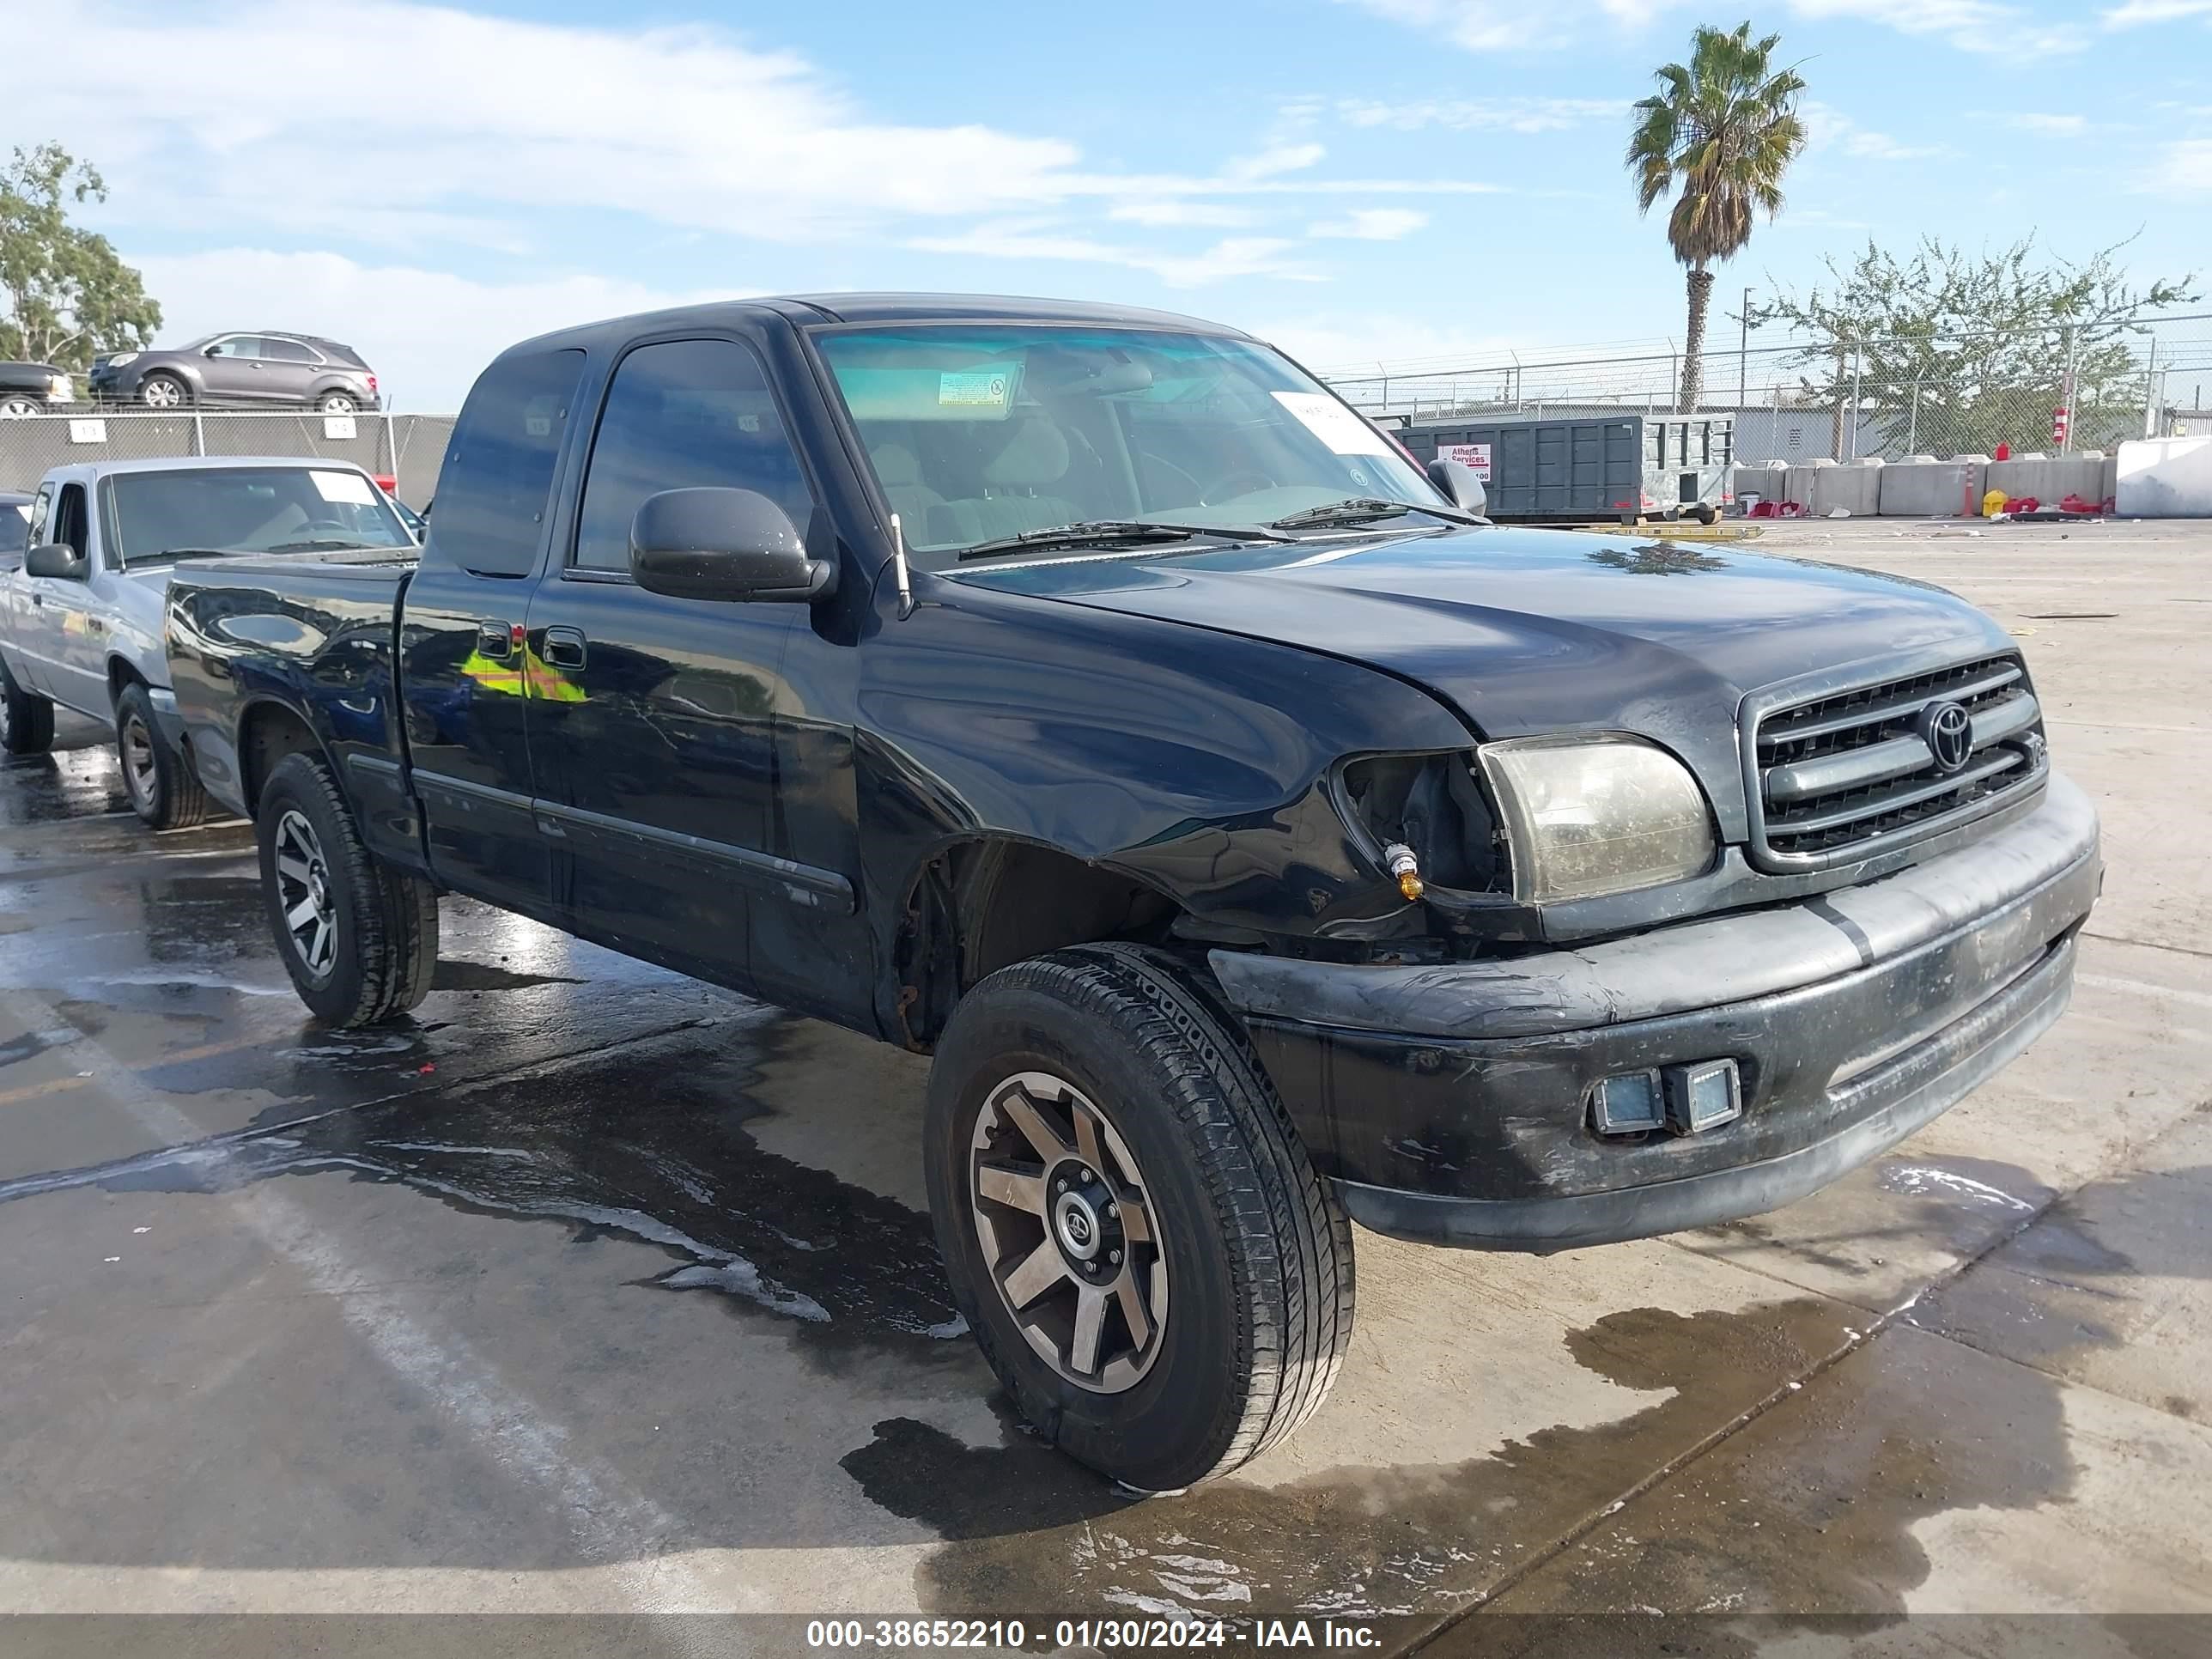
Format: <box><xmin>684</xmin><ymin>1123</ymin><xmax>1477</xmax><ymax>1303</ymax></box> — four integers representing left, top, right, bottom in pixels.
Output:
<box><xmin>1918</xmin><ymin>701</ymin><xmax>1973</xmax><ymax>775</ymax></box>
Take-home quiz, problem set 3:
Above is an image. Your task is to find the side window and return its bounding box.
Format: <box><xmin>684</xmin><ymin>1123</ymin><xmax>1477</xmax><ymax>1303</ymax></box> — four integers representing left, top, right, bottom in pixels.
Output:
<box><xmin>261</xmin><ymin>338</ymin><xmax>317</xmax><ymax>363</ymax></box>
<box><xmin>53</xmin><ymin>484</ymin><xmax>88</xmax><ymax>556</ymax></box>
<box><xmin>573</xmin><ymin>339</ymin><xmax>813</xmax><ymax>574</ymax></box>
<box><xmin>26</xmin><ymin>484</ymin><xmax>52</xmax><ymax>548</ymax></box>
<box><xmin>206</xmin><ymin>337</ymin><xmax>260</xmax><ymax>359</ymax></box>
<box><xmin>426</xmin><ymin>347</ymin><xmax>587</xmax><ymax>579</ymax></box>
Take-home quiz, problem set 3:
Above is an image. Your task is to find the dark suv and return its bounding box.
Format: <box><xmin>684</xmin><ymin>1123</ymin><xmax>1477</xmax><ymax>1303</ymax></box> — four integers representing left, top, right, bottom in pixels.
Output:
<box><xmin>88</xmin><ymin>332</ymin><xmax>380</xmax><ymax>413</ymax></box>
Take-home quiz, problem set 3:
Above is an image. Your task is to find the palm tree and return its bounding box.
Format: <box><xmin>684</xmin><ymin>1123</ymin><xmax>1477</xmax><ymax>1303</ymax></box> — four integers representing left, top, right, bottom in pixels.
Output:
<box><xmin>1627</xmin><ymin>21</ymin><xmax>1807</xmax><ymax>412</ymax></box>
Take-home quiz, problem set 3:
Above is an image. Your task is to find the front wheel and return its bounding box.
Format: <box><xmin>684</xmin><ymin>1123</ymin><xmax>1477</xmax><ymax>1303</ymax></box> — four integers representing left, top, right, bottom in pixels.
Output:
<box><xmin>1</xmin><ymin>658</ymin><xmax>55</xmax><ymax>757</ymax></box>
<box><xmin>138</xmin><ymin>373</ymin><xmax>190</xmax><ymax>409</ymax></box>
<box><xmin>924</xmin><ymin>943</ymin><xmax>1355</xmax><ymax>1492</ymax></box>
<box><xmin>115</xmin><ymin>683</ymin><xmax>209</xmax><ymax>829</ymax></box>
<box><xmin>257</xmin><ymin>750</ymin><xmax>438</xmax><ymax>1026</ymax></box>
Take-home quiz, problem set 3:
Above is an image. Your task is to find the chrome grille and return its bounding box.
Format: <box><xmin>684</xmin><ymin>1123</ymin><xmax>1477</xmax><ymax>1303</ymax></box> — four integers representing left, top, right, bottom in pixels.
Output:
<box><xmin>1750</xmin><ymin>653</ymin><xmax>2047</xmax><ymax>868</ymax></box>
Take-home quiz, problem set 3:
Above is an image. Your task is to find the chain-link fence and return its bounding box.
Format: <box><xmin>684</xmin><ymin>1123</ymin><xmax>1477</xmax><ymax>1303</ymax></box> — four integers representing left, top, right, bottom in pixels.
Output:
<box><xmin>1322</xmin><ymin>313</ymin><xmax>2212</xmax><ymax>465</ymax></box>
<box><xmin>0</xmin><ymin>410</ymin><xmax>456</xmax><ymax>506</ymax></box>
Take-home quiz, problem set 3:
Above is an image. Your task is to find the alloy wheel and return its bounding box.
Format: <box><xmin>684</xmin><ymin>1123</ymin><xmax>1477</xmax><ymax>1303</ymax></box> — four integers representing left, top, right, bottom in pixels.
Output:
<box><xmin>120</xmin><ymin>713</ymin><xmax>158</xmax><ymax>813</ymax></box>
<box><xmin>141</xmin><ymin>380</ymin><xmax>182</xmax><ymax>409</ymax></box>
<box><xmin>969</xmin><ymin>1070</ymin><xmax>1168</xmax><ymax>1393</ymax></box>
<box><xmin>272</xmin><ymin>809</ymin><xmax>339</xmax><ymax>978</ymax></box>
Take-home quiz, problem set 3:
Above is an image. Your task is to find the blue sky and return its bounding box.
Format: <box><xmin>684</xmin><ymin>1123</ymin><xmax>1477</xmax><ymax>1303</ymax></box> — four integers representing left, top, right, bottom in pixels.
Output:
<box><xmin>5</xmin><ymin>0</ymin><xmax>2208</xmax><ymax>407</ymax></box>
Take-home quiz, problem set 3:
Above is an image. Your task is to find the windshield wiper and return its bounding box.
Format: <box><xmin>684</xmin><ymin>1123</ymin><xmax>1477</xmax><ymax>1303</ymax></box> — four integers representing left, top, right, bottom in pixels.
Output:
<box><xmin>260</xmin><ymin>538</ymin><xmax>385</xmax><ymax>554</ymax></box>
<box><xmin>1269</xmin><ymin>497</ymin><xmax>1485</xmax><ymax>531</ymax></box>
<box><xmin>958</xmin><ymin>519</ymin><xmax>1292</xmax><ymax>562</ymax></box>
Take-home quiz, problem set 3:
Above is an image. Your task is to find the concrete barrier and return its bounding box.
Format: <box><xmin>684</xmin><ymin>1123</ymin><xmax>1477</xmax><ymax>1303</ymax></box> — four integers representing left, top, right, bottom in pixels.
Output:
<box><xmin>1880</xmin><ymin>455</ymin><xmax>1987</xmax><ymax>517</ymax></box>
<box><xmin>1809</xmin><ymin>457</ymin><xmax>1883</xmax><ymax>516</ymax></box>
<box><xmin>1734</xmin><ymin>459</ymin><xmax>1790</xmax><ymax>505</ymax></box>
<box><xmin>2116</xmin><ymin>438</ymin><xmax>2212</xmax><ymax>517</ymax></box>
<box><xmin>1987</xmin><ymin>451</ymin><xmax>2106</xmax><ymax>507</ymax></box>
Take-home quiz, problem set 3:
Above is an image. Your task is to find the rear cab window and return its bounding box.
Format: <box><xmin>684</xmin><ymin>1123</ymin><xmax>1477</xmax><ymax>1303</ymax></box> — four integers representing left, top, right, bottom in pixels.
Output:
<box><xmin>428</xmin><ymin>348</ymin><xmax>588</xmax><ymax>579</ymax></box>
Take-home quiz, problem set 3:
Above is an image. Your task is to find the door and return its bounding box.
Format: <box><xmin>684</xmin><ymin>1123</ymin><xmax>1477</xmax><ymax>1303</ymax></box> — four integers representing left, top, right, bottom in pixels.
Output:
<box><xmin>399</xmin><ymin>345</ymin><xmax>588</xmax><ymax>915</ymax></box>
<box><xmin>200</xmin><ymin>335</ymin><xmax>276</xmax><ymax>404</ymax></box>
<box><xmin>254</xmin><ymin>337</ymin><xmax>323</xmax><ymax>405</ymax></box>
<box><xmin>6</xmin><ymin>483</ymin><xmax>56</xmax><ymax>692</ymax></box>
<box><xmin>23</xmin><ymin>482</ymin><xmax>106</xmax><ymax>717</ymax></box>
<box><xmin>526</xmin><ymin>335</ymin><xmax>818</xmax><ymax>994</ymax></box>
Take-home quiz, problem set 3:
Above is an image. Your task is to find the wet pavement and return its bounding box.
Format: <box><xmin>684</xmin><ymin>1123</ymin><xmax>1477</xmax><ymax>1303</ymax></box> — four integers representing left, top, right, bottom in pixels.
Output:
<box><xmin>3</xmin><ymin>518</ymin><xmax>2209</xmax><ymax>1655</ymax></box>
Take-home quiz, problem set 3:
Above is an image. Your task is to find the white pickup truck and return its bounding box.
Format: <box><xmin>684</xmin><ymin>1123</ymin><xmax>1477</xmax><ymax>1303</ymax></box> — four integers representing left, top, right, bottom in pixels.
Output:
<box><xmin>0</xmin><ymin>456</ymin><xmax>418</xmax><ymax>825</ymax></box>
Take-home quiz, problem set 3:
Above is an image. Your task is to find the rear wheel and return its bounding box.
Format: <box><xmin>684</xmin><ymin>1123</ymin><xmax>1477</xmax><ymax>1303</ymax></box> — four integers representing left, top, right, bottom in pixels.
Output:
<box><xmin>317</xmin><ymin>392</ymin><xmax>359</xmax><ymax>415</ymax></box>
<box><xmin>138</xmin><ymin>373</ymin><xmax>190</xmax><ymax>410</ymax></box>
<box><xmin>924</xmin><ymin>942</ymin><xmax>1355</xmax><ymax>1492</ymax></box>
<box><xmin>257</xmin><ymin>750</ymin><xmax>438</xmax><ymax>1026</ymax></box>
<box><xmin>115</xmin><ymin>683</ymin><xmax>209</xmax><ymax>829</ymax></box>
<box><xmin>1</xmin><ymin>658</ymin><xmax>55</xmax><ymax>757</ymax></box>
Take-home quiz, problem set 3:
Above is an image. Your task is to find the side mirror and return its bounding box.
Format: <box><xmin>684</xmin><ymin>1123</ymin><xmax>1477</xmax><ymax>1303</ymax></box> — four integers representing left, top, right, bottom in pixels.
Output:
<box><xmin>25</xmin><ymin>542</ymin><xmax>88</xmax><ymax>580</ymax></box>
<box><xmin>629</xmin><ymin>488</ymin><xmax>836</xmax><ymax>604</ymax></box>
<box><xmin>1426</xmin><ymin>458</ymin><xmax>1487</xmax><ymax>516</ymax></box>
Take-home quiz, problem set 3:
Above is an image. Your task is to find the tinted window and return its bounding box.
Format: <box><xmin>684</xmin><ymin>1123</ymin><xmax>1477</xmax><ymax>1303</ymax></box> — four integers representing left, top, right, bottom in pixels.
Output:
<box><xmin>260</xmin><ymin>338</ymin><xmax>318</xmax><ymax>363</ymax></box>
<box><xmin>206</xmin><ymin>337</ymin><xmax>264</xmax><ymax>359</ymax></box>
<box><xmin>54</xmin><ymin>484</ymin><xmax>88</xmax><ymax>557</ymax></box>
<box><xmin>574</xmin><ymin>339</ymin><xmax>811</xmax><ymax>573</ymax></box>
<box><xmin>427</xmin><ymin>347</ymin><xmax>586</xmax><ymax>579</ymax></box>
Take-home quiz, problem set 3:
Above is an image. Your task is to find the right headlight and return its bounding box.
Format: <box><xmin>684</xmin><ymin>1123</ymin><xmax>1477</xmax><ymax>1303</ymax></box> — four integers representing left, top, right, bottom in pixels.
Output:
<box><xmin>1478</xmin><ymin>736</ymin><xmax>1717</xmax><ymax>903</ymax></box>
<box><xmin>105</xmin><ymin>352</ymin><xmax>138</xmax><ymax>369</ymax></box>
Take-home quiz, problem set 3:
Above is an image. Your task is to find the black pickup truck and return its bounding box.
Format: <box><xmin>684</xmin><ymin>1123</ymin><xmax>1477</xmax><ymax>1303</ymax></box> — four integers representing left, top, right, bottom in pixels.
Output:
<box><xmin>166</xmin><ymin>294</ymin><xmax>2100</xmax><ymax>1490</ymax></box>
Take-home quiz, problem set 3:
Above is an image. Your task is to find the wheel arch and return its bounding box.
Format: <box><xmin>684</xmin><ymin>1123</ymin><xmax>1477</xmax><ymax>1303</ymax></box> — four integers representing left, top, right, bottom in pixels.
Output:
<box><xmin>235</xmin><ymin>697</ymin><xmax>332</xmax><ymax>818</ymax></box>
<box><xmin>890</xmin><ymin>835</ymin><xmax>1187</xmax><ymax>1052</ymax></box>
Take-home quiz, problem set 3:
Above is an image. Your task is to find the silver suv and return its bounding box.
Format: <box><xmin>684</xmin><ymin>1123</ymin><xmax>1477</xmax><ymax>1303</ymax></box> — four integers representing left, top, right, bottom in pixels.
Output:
<box><xmin>88</xmin><ymin>332</ymin><xmax>380</xmax><ymax>413</ymax></box>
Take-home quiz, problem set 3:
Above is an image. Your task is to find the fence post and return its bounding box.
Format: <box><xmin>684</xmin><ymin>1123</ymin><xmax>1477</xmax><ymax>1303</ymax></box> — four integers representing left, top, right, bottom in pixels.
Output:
<box><xmin>2060</xmin><ymin>325</ymin><xmax>2077</xmax><ymax>455</ymax></box>
<box><xmin>1848</xmin><ymin>349</ymin><xmax>1863</xmax><ymax>459</ymax></box>
<box><xmin>191</xmin><ymin>409</ymin><xmax>205</xmax><ymax>458</ymax></box>
<box><xmin>2142</xmin><ymin>336</ymin><xmax>2160</xmax><ymax>440</ymax></box>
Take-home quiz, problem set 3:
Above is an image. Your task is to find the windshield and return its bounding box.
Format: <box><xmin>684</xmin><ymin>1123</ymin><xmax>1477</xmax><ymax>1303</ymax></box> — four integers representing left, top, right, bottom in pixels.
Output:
<box><xmin>100</xmin><ymin>466</ymin><xmax>416</xmax><ymax>563</ymax></box>
<box><xmin>813</xmin><ymin>325</ymin><xmax>1437</xmax><ymax>562</ymax></box>
<box><xmin>1</xmin><ymin>501</ymin><xmax>27</xmax><ymax>558</ymax></box>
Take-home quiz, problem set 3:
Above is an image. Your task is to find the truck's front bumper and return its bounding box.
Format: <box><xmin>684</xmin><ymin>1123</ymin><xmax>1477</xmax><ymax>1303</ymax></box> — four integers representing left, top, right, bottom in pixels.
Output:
<box><xmin>1209</xmin><ymin>774</ymin><xmax>2101</xmax><ymax>1253</ymax></box>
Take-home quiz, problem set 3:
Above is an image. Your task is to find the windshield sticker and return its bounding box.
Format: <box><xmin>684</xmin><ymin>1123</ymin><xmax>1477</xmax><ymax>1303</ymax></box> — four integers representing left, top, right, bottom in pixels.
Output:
<box><xmin>309</xmin><ymin>470</ymin><xmax>377</xmax><ymax>506</ymax></box>
<box><xmin>1272</xmin><ymin>392</ymin><xmax>1392</xmax><ymax>456</ymax></box>
<box><xmin>939</xmin><ymin>370</ymin><xmax>1012</xmax><ymax>409</ymax></box>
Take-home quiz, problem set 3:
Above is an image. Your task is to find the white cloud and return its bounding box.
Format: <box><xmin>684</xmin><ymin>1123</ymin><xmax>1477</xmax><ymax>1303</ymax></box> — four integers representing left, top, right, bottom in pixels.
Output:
<box><xmin>1802</xmin><ymin>101</ymin><xmax>1950</xmax><ymax>161</ymax></box>
<box><xmin>1224</xmin><ymin>144</ymin><xmax>1328</xmax><ymax>180</ymax></box>
<box><xmin>905</xmin><ymin>223</ymin><xmax>1319</xmax><ymax>288</ymax></box>
<box><xmin>2103</xmin><ymin>0</ymin><xmax>2212</xmax><ymax>25</ymax></box>
<box><xmin>1784</xmin><ymin>0</ymin><xmax>2086</xmax><ymax>53</ymax></box>
<box><xmin>11</xmin><ymin>0</ymin><xmax>1096</xmax><ymax>244</ymax></box>
<box><xmin>2139</xmin><ymin>138</ymin><xmax>2212</xmax><ymax>194</ymax></box>
<box><xmin>1108</xmin><ymin>202</ymin><xmax>1262</xmax><ymax>228</ymax></box>
<box><xmin>1337</xmin><ymin>0</ymin><xmax>1668</xmax><ymax>51</ymax></box>
<box><xmin>1336</xmin><ymin>97</ymin><xmax>1627</xmax><ymax>133</ymax></box>
<box><xmin>1308</xmin><ymin>209</ymin><xmax>1431</xmax><ymax>240</ymax></box>
<box><xmin>131</xmin><ymin>249</ymin><xmax>747</xmax><ymax>409</ymax></box>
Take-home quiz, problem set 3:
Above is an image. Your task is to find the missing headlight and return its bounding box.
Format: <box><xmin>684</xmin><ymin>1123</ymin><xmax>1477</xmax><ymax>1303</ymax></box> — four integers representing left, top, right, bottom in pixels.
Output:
<box><xmin>1338</xmin><ymin>752</ymin><xmax>1502</xmax><ymax>894</ymax></box>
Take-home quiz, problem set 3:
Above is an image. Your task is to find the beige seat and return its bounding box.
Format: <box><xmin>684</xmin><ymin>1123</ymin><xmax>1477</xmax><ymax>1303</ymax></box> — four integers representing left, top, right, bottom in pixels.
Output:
<box><xmin>930</xmin><ymin>419</ymin><xmax>1083</xmax><ymax>544</ymax></box>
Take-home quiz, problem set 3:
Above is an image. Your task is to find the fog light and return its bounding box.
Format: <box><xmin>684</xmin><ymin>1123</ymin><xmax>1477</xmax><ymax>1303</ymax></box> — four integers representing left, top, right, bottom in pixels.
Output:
<box><xmin>1665</xmin><ymin>1059</ymin><xmax>1742</xmax><ymax>1135</ymax></box>
<box><xmin>1589</xmin><ymin>1070</ymin><xmax>1665</xmax><ymax>1136</ymax></box>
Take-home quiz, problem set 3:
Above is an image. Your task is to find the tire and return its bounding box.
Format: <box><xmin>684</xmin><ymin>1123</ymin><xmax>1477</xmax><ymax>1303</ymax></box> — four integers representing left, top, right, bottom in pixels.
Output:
<box><xmin>256</xmin><ymin>750</ymin><xmax>439</xmax><ymax>1027</ymax></box>
<box><xmin>317</xmin><ymin>392</ymin><xmax>358</xmax><ymax>415</ymax></box>
<box><xmin>2</xmin><ymin>657</ymin><xmax>56</xmax><ymax>756</ymax></box>
<box><xmin>0</xmin><ymin>396</ymin><xmax>40</xmax><ymax>418</ymax></box>
<box><xmin>1694</xmin><ymin>501</ymin><xmax>1720</xmax><ymax>526</ymax></box>
<box><xmin>924</xmin><ymin>942</ymin><xmax>1354</xmax><ymax>1492</ymax></box>
<box><xmin>115</xmin><ymin>683</ymin><xmax>210</xmax><ymax>829</ymax></box>
<box><xmin>138</xmin><ymin>373</ymin><xmax>190</xmax><ymax>410</ymax></box>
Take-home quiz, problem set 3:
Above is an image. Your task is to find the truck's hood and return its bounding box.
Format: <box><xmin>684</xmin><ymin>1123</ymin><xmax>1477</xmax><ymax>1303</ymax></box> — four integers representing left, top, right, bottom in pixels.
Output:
<box><xmin>945</xmin><ymin>523</ymin><xmax>2013</xmax><ymax>836</ymax></box>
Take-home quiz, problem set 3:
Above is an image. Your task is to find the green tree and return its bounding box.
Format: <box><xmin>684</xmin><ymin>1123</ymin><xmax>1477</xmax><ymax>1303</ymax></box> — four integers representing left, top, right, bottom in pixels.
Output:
<box><xmin>1626</xmin><ymin>21</ymin><xmax>1807</xmax><ymax>413</ymax></box>
<box><xmin>1754</xmin><ymin>235</ymin><xmax>2197</xmax><ymax>457</ymax></box>
<box><xmin>1</xmin><ymin>143</ymin><xmax>161</xmax><ymax>374</ymax></box>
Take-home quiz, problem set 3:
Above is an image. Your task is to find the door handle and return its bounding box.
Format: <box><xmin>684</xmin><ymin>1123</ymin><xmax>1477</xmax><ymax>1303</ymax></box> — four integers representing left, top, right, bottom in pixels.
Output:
<box><xmin>477</xmin><ymin>620</ymin><xmax>516</xmax><ymax>659</ymax></box>
<box><xmin>29</xmin><ymin>593</ymin><xmax>41</xmax><ymax>607</ymax></box>
<box><xmin>541</xmin><ymin>626</ymin><xmax>587</xmax><ymax>670</ymax></box>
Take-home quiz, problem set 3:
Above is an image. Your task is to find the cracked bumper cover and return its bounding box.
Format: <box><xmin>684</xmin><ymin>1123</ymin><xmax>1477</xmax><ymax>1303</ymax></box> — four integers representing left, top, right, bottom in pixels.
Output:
<box><xmin>1209</xmin><ymin>773</ymin><xmax>2101</xmax><ymax>1253</ymax></box>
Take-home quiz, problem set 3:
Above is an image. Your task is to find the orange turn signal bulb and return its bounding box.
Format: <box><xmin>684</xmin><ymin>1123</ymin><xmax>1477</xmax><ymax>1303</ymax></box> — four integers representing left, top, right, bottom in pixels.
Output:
<box><xmin>1383</xmin><ymin>842</ymin><xmax>1425</xmax><ymax>902</ymax></box>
